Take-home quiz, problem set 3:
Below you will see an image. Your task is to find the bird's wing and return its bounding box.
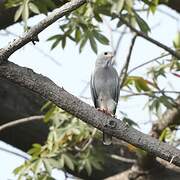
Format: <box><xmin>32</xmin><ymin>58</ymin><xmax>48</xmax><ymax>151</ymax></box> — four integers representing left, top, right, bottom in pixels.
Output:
<box><xmin>109</xmin><ymin>67</ymin><xmax>120</xmax><ymax>104</ymax></box>
<box><xmin>90</xmin><ymin>72</ymin><xmax>98</xmax><ymax>108</ymax></box>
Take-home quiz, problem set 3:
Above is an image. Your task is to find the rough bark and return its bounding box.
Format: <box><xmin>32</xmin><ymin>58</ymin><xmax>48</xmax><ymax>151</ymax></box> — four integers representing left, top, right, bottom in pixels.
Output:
<box><xmin>0</xmin><ymin>61</ymin><xmax>180</xmax><ymax>167</ymax></box>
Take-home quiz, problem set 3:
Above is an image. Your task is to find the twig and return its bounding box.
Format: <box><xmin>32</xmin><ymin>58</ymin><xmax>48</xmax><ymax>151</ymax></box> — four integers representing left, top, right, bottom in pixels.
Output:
<box><xmin>0</xmin><ymin>115</ymin><xmax>44</xmax><ymax>132</ymax></box>
<box><xmin>111</xmin><ymin>154</ymin><xmax>137</xmax><ymax>164</ymax></box>
<box><xmin>128</xmin><ymin>53</ymin><xmax>170</xmax><ymax>74</ymax></box>
<box><xmin>119</xmin><ymin>35</ymin><xmax>137</xmax><ymax>89</ymax></box>
<box><xmin>0</xmin><ymin>146</ymin><xmax>29</xmax><ymax>160</ymax></box>
<box><xmin>118</xmin><ymin>16</ymin><xmax>180</xmax><ymax>60</ymax></box>
<box><xmin>81</xmin><ymin>128</ymin><xmax>97</xmax><ymax>151</ymax></box>
<box><xmin>120</xmin><ymin>90</ymin><xmax>180</xmax><ymax>98</ymax></box>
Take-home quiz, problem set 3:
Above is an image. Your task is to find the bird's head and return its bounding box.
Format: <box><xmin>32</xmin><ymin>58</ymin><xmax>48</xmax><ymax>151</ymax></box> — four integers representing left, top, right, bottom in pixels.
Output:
<box><xmin>96</xmin><ymin>51</ymin><xmax>114</xmax><ymax>67</ymax></box>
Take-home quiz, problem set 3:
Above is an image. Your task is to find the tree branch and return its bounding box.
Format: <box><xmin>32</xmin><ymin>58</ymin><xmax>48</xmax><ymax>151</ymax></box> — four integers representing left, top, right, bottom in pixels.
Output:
<box><xmin>119</xmin><ymin>16</ymin><xmax>180</xmax><ymax>60</ymax></box>
<box><xmin>119</xmin><ymin>35</ymin><xmax>137</xmax><ymax>89</ymax></box>
<box><xmin>0</xmin><ymin>115</ymin><xmax>44</xmax><ymax>132</ymax></box>
<box><xmin>1</xmin><ymin>61</ymin><xmax>180</xmax><ymax>167</ymax></box>
<box><xmin>151</xmin><ymin>96</ymin><xmax>180</xmax><ymax>138</ymax></box>
<box><xmin>0</xmin><ymin>0</ymin><xmax>86</xmax><ymax>63</ymax></box>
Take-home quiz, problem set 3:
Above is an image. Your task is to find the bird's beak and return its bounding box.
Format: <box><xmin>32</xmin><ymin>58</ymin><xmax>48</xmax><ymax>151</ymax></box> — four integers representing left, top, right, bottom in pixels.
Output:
<box><xmin>107</xmin><ymin>53</ymin><xmax>114</xmax><ymax>65</ymax></box>
<box><xmin>107</xmin><ymin>53</ymin><xmax>114</xmax><ymax>60</ymax></box>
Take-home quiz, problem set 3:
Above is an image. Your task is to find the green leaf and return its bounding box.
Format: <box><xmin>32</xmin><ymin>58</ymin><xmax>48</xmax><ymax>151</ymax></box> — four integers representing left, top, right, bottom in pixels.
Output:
<box><xmin>111</xmin><ymin>0</ymin><xmax>124</xmax><ymax>14</ymax></box>
<box><xmin>51</xmin><ymin>38</ymin><xmax>61</xmax><ymax>50</ymax></box>
<box><xmin>41</xmin><ymin>101</ymin><xmax>52</xmax><ymax>112</ymax></box>
<box><xmin>79</xmin><ymin>36</ymin><xmax>88</xmax><ymax>53</ymax></box>
<box><xmin>136</xmin><ymin>78</ymin><xmax>151</xmax><ymax>92</ymax></box>
<box><xmin>43</xmin><ymin>159</ymin><xmax>52</xmax><ymax>175</ymax></box>
<box><xmin>75</xmin><ymin>28</ymin><xmax>81</xmax><ymax>43</ymax></box>
<box><xmin>159</xmin><ymin>96</ymin><xmax>173</xmax><ymax>109</ymax></box>
<box><xmin>94</xmin><ymin>12</ymin><xmax>103</xmax><ymax>22</ymax></box>
<box><xmin>134</xmin><ymin>11</ymin><xmax>150</xmax><ymax>34</ymax></box>
<box><xmin>47</xmin><ymin>34</ymin><xmax>62</xmax><ymax>41</ymax></box>
<box><xmin>173</xmin><ymin>31</ymin><xmax>180</xmax><ymax>49</ymax></box>
<box><xmin>89</xmin><ymin>36</ymin><xmax>97</xmax><ymax>54</ymax></box>
<box><xmin>91</xmin><ymin>160</ymin><xmax>102</xmax><ymax>170</ymax></box>
<box><xmin>94</xmin><ymin>31</ymin><xmax>109</xmax><ymax>45</ymax></box>
<box><xmin>13</xmin><ymin>164</ymin><xmax>25</xmax><ymax>175</ymax></box>
<box><xmin>159</xmin><ymin>127</ymin><xmax>172</xmax><ymax>141</ymax></box>
<box><xmin>22</xmin><ymin>0</ymin><xmax>29</xmax><ymax>21</ymax></box>
<box><xmin>61</xmin><ymin>37</ymin><xmax>66</xmax><ymax>49</ymax></box>
<box><xmin>31</xmin><ymin>159</ymin><xmax>42</xmax><ymax>174</ymax></box>
<box><xmin>62</xmin><ymin>154</ymin><xmax>74</xmax><ymax>171</ymax></box>
<box><xmin>14</xmin><ymin>5</ymin><xmax>23</xmax><ymax>22</ymax></box>
<box><xmin>29</xmin><ymin>2</ymin><xmax>40</xmax><ymax>14</ymax></box>
<box><xmin>122</xmin><ymin>117</ymin><xmax>139</xmax><ymax>128</ymax></box>
<box><xmin>44</xmin><ymin>105</ymin><xmax>56</xmax><ymax>122</ymax></box>
<box><xmin>84</xmin><ymin>160</ymin><xmax>92</xmax><ymax>176</ymax></box>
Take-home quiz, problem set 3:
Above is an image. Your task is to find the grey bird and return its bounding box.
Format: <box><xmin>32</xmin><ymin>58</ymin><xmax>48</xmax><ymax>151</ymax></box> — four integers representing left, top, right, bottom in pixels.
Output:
<box><xmin>90</xmin><ymin>52</ymin><xmax>120</xmax><ymax>145</ymax></box>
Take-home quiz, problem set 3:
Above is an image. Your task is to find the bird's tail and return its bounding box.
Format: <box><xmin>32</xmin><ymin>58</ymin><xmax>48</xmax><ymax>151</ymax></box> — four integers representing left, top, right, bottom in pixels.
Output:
<box><xmin>103</xmin><ymin>133</ymin><xmax>112</xmax><ymax>145</ymax></box>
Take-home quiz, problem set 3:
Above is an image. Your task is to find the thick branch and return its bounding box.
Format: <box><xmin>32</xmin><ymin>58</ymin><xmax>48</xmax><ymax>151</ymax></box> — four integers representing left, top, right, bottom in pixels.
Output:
<box><xmin>0</xmin><ymin>0</ymin><xmax>86</xmax><ymax>63</ymax></box>
<box><xmin>0</xmin><ymin>61</ymin><xmax>180</xmax><ymax>167</ymax></box>
<box><xmin>151</xmin><ymin>96</ymin><xmax>180</xmax><ymax>138</ymax></box>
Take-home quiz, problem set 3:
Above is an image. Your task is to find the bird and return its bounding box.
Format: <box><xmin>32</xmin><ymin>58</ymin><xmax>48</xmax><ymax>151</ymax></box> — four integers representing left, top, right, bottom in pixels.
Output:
<box><xmin>90</xmin><ymin>51</ymin><xmax>120</xmax><ymax>145</ymax></box>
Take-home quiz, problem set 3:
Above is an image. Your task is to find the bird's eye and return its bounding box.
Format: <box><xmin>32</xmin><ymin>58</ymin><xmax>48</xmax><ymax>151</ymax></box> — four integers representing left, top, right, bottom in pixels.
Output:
<box><xmin>104</xmin><ymin>52</ymin><xmax>108</xmax><ymax>55</ymax></box>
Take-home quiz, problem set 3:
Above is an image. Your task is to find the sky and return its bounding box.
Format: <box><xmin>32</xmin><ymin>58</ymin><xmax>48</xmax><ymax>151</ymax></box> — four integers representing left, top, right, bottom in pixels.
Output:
<box><xmin>0</xmin><ymin>4</ymin><xmax>180</xmax><ymax>180</ymax></box>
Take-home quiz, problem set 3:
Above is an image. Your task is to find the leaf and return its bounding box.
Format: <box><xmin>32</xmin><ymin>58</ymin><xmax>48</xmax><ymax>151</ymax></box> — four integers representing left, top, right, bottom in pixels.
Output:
<box><xmin>29</xmin><ymin>2</ymin><xmax>40</xmax><ymax>14</ymax></box>
<box><xmin>134</xmin><ymin>11</ymin><xmax>150</xmax><ymax>34</ymax></box>
<box><xmin>94</xmin><ymin>12</ymin><xmax>103</xmax><ymax>22</ymax></box>
<box><xmin>47</xmin><ymin>34</ymin><xmax>62</xmax><ymax>41</ymax></box>
<box><xmin>31</xmin><ymin>159</ymin><xmax>42</xmax><ymax>174</ymax></box>
<box><xmin>61</xmin><ymin>37</ymin><xmax>66</xmax><ymax>49</ymax></box>
<box><xmin>111</xmin><ymin>0</ymin><xmax>124</xmax><ymax>14</ymax></box>
<box><xmin>41</xmin><ymin>101</ymin><xmax>52</xmax><ymax>112</ymax></box>
<box><xmin>173</xmin><ymin>31</ymin><xmax>180</xmax><ymax>49</ymax></box>
<box><xmin>159</xmin><ymin>96</ymin><xmax>174</xmax><ymax>109</ymax></box>
<box><xmin>89</xmin><ymin>36</ymin><xmax>97</xmax><ymax>54</ymax></box>
<box><xmin>84</xmin><ymin>160</ymin><xmax>92</xmax><ymax>176</ymax></box>
<box><xmin>91</xmin><ymin>160</ymin><xmax>102</xmax><ymax>170</ymax></box>
<box><xmin>136</xmin><ymin>78</ymin><xmax>151</xmax><ymax>92</ymax></box>
<box><xmin>43</xmin><ymin>159</ymin><xmax>52</xmax><ymax>175</ymax></box>
<box><xmin>75</xmin><ymin>28</ymin><xmax>81</xmax><ymax>43</ymax></box>
<box><xmin>79</xmin><ymin>36</ymin><xmax>88</xmax><ymax>53</ymax></box>
<box><xmin>14</xmin><ymin>5</ymin><xmax>23</xmax><ymax>22</ymax></box>
<box><xmin>51</xmin><ymin>38</ymin><xmax>61</xmax><ymax>50</ymax></box>
<box><xmin>22</xmin><ymin>0</ymin><xmax>29</xmax><ymax>23</ymax></box>
<box><xmin>94</xmin><ymin>31</ymin><xmax>109</xmax><ymax>45</ymax></box>
<box><xmin>62</xmin><ymin>154</ymin><xmax>74</xmax><ymax>171</ymax></box>
<box><xmin>13</xmin><ymin>164</ymin><xmax>25</xmax><ymax>175</ymax></box>
<box><xmin>44</xmin><ymin>105</ymin><xmax>56</xmax><ymax>122</ymax></box>
<box><xmin>159</xmin><ymin>127</ymin><xmax>172</xmax><ymax>141</ymax></box>
<box><xmin>122</xmin><ymin>117</ymin><xmax>139</xmax><ymax>128</ymax></box>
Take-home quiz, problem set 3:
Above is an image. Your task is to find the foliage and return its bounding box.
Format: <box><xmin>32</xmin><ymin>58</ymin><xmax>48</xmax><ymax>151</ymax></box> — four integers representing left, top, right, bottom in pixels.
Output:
<box><xmin>2</xmin><ymin>0</ymin><xmax>180</xmax><ymax>179</ymax></box>
<box><xmin>14</xmin><ymin>103</ymin><xmax>104</xmax><ymax>179</ymax></box>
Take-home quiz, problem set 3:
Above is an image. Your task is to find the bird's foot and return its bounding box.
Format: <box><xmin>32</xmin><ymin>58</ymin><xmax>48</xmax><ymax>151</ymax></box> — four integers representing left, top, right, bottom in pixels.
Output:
<box><xmin>97</xmin><ymin>108</ymin><xmax>114</xmax><ymax>117</ymax></box>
